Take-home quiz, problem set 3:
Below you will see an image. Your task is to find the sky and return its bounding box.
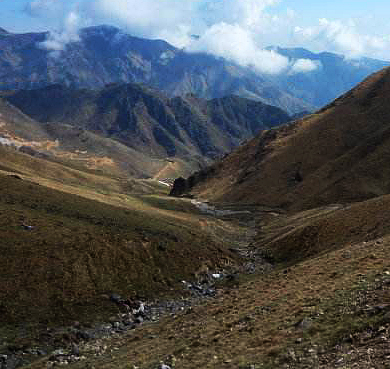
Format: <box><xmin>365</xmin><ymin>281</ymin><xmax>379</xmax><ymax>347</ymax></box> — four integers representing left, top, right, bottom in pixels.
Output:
<box><xmin>1</xmin><ymin>0</ymin><xmax>390</xmax><ymax>74</ymax></box>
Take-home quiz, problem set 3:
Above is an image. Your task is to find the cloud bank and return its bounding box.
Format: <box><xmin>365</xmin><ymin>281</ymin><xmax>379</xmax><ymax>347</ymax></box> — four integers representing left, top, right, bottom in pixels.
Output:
<box><xmin>25</xmin><ymin>0</ymin><xmax>390</xmax><ymax>68</ymax></box>
<box><xmin>188</xmin><ymin>22</ymin><xmax>290</xmax><ymax>74</ymax></box>
<box><xmin>294</xmin><ymin>18</ymin><xmax>390</xmax><ymax>59</ymax></box>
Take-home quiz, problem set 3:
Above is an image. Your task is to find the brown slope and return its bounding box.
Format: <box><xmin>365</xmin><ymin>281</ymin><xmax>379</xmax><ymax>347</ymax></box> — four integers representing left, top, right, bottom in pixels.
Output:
<box><xmin>0</xmin><ymin>97</ymin><xmax>199</xmax><ymax>179</ymax></box>
<box><xmin>179</xmin><ymin>66</ymin><xmax>390</xmax><ymax>211</ymax></box>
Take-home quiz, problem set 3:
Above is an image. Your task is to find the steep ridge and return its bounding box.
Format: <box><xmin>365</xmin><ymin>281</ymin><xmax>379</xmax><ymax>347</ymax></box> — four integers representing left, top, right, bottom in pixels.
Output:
<box><xmin>174</xmin><ymin>67</ymin><xmax>390</xmax><ymax>211</ymax></box>
<box><xmin>5</xmin><ymin>83</ymin><xmax>291</xmax><ymax>166</ymax></box>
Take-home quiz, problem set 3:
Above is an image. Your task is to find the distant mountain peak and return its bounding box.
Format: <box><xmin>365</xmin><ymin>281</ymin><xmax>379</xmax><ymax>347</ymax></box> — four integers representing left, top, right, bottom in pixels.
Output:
<box><xmin>81</xmin><ymin>24</ymin><xmax>121</xmax><ymax>34</ymax></box>
<box><xmin>0</xmin><ymin>27</ymin><xmax>10</xmax><ymax>35</ymax></box>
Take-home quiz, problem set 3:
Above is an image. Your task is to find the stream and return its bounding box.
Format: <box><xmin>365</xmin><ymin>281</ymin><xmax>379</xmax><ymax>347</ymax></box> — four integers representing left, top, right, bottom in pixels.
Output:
<box><xmin>5</xmin><ymin>200</ymin><xmax>270</xmax><ymax>369</ymax></box>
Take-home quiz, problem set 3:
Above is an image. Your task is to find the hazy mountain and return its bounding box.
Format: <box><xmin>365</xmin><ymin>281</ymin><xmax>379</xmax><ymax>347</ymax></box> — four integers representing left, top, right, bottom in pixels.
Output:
<box><xmin>1</xmin><ymin>25</ymin><xmax>387</xmax><ymax>114</ymax></box>
<box><xmin>4</xmin><ymin>83</ymin><xmax>290</xmax><ymax>174</ymax></box>
<box><xmin>0</xmin><ymin>25</ymin><xmax>311</xmax><ymax>114</ymax></box>
<box><xmin>269</xmin><ymin>46</ymin><xmax>389</xmax><ymax>108</ymax></box>
<box><xmin>171</xmin><ymin>66</ymin><xmax>390</xmax><ymax>211</ymax></box>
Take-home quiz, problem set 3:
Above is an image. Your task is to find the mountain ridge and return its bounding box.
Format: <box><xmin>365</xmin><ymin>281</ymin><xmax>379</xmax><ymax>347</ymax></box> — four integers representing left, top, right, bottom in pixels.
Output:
<box><xmin>171</xmin><ymin>66</ymin><xmax>390</xmax><ymax>211</ymax></box>
<box><xmin>0</xmin><ymin>24</ymin><xmax>388</xmax><ymax>115</ymax></box>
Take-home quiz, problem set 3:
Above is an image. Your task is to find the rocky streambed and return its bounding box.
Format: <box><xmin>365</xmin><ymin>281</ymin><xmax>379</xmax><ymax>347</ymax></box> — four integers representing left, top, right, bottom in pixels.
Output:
<box><xmin>1</xmin><ymin>201</ymin><xmax>272</xmax><ymax>369</ymax></box>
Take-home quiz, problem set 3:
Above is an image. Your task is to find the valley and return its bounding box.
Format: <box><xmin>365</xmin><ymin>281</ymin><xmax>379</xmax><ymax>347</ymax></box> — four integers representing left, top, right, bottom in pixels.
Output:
<box><xmin>0</xmin><ymin>22</ymin><xmax>390</xmax><ymax>369</ymax></box>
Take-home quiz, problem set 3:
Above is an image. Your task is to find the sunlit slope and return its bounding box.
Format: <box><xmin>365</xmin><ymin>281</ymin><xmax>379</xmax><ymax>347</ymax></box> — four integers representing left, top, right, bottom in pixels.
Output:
<box><xmin>181</xmin><ymin>67</ymin><xmax>390</xmax><ymax>211</ymax></box>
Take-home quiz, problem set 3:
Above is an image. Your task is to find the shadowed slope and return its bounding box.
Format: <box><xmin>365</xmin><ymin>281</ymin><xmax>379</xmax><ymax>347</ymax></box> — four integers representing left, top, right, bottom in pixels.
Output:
<box><xmin>5</xmin><ymin>84</ymin><xmax>290</xmax><ymax>165</ymax></box>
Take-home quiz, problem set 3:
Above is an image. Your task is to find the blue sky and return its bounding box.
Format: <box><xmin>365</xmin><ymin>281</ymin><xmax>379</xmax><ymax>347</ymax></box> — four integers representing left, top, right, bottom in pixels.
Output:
<box><xmin>1</xmin><ymin>0</ymin><xmax>390</xmax><ymax>68</ymax></box>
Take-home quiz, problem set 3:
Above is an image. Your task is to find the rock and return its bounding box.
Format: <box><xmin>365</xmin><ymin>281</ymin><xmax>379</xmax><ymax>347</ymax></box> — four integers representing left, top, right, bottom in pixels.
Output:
<box><xmin>22</xmin><ymin>224</ymin><xmax>34</xmax><ymax>231</ymax></box>
<box><xmin>342</xmin><ymin>251</ymin><xmax>352</xmax><ymax>259</ymax></box>
<box><xmin>135</xmin><ymin>316</ymin><xmax>144</xmax><ymax>324</ymax></box>
<box><xmin>51</xmin><ymin>349</ymin><xmax>66</xmax><ymax>357</ymax></box>
<box><xmin>366</xmin><ymin>304</ymin><xmax>390</xmax><ymax>315</ymax></box>
<box><xmin>382</xmin><ymin>312</ymin><xmax>390</xmax><ymax>323</ymax></box>
<box><xmin>295</xmin><ymin>318</ymin><xmax>313</xmax><ymax>331</ymax></box>
<box><xmin>159</xmin><ymin>364</ymin><xmax>171</xmax><ymax>369</ymax></box>
<box><xmin>110</xmin><ymin>294</ymin><xmax>122</xmax><ymax>304</ymax></box>
<box><xmin>7</xmin><ymin>174</ymin><xmax>22</xmax><ymax>180</ymax></box>
<box><xmin>0</xmin><ymin>355</ymin><xmax>7</xmax><ymax>369</ymax></box>
<box><xmin>112</xmin><ymin>321</ymin><xmax>120</xmax><ymax>329</ymax></box>
<box><xmin>225</xmin><ymin>273</ymin><xmax>239</xmax><ymax>286</ymax></box>
<box><xmin>76</xmin><ymin>330</ymin><xmax>94</xmax><ymax>341</ymax></box>
<box><xmin>169</xmin><ymin>177</ymin><xmax>187</xmax><ymax>197</ymax></box>
<box><xmin>71</xmin><ymin>343</ymin><xmax>80</xmax><ymax>356</ymax></box>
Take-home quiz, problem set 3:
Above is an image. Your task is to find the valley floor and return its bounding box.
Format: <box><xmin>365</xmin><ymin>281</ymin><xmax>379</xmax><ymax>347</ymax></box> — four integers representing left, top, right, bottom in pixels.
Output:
<box><xmin>16</xmin><ymin>201</ymin><xmax>390</xmax><ymax>369</ymax></box>
<box><xmin>1</xmin><ymin>142</ymin><xmax>390</xmax><ymax>369</ymax></box>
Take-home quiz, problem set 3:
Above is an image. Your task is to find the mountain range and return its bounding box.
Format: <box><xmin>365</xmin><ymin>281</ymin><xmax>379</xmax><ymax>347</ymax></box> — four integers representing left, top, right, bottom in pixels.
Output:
<box><xmin>0</xmin><ymin>25</ymin><xmax>388</xmax><ymax>115</ymax></box>
<box><xmin>2</xmin><ymin>23</ymin><xmax>390</xmax><ymax>369</ymax></box>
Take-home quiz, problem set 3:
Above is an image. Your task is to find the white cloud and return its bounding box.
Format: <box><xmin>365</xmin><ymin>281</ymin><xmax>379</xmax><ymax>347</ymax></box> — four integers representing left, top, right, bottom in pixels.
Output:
<box><xmin>157</xmin><ymin>25</ymin><xmax>193</xmax><ymax>49</ymax></box>
<box><xmin>39</xmin><ymin>11</ymin><xmax>84</xmax><ymax>55</ymax></box>
<box><xmin>91</xmin><ymin>0</ymin><xmax>294</xmax><ymax>74</ymax></box>
<box><xmin>188</xmin><ymin>22</ymin><xmax>289</xmax><ymax>74</ymax></box>
<box><xmin>93</xmin><ymin>0</ymin><xmax>196</xmax><ymax>40</ymax></box>
<box><xmin>289</xmin><ymin>59</ymin><xmax>322</xmax><ymax>74</ymax></box>
<box><xmin>201</xmin><ymin>0</ymin><xmax>280</xmax><ymax>29</ymax></box>
<box><xmin>294</xmin><ymin>18</ymin><xmax>390</xmax><ymax>59</ymax></box>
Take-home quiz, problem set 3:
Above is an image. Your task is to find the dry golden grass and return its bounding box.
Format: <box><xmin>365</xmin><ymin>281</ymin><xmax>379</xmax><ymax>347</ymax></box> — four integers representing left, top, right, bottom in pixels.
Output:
<box><xmin>256</xmin><ymin>193</ymin><xmax>390</xmax><ymax>265</ymax></box>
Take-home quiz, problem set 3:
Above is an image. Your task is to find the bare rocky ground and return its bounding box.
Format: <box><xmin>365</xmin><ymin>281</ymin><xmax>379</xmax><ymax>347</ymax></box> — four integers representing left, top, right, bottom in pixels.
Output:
<box><xmin>6</xmin><ymin>203</ymin><xmax>390</xmax><ymax>369</ymax></box>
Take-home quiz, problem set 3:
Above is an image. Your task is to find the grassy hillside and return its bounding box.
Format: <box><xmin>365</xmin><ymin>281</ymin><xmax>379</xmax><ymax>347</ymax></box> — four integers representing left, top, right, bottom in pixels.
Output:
<box><xmin>175</xmin><ymin>67</ymin><xmax>390</xmax><ymax>211</ymax></box>
<box><xmin>0</xmin><ymin>169</ymin><xmax>237</xmax><ymax>326</ymax></box>
<box><xmin>0</xmin><ymin>140</ymin><xmax>249</xmax><ymax>362</ymax></box>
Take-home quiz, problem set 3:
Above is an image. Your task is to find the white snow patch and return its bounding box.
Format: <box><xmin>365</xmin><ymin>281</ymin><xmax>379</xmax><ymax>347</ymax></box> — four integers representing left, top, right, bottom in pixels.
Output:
<box><xmin>158</xmin><ymin>180</ymin><xmax>171</xmax><ymax>187</ymax></box>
